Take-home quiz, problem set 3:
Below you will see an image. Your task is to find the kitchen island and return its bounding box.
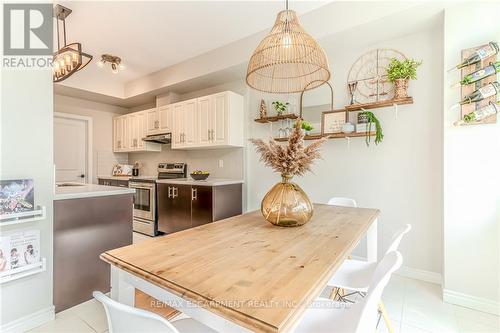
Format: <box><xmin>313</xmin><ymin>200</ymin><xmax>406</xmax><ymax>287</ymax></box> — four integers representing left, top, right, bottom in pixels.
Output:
<box><xmin>54</xmin><ymin>184</ymin><xmax>134</xmax><ymax>312</ymax></box>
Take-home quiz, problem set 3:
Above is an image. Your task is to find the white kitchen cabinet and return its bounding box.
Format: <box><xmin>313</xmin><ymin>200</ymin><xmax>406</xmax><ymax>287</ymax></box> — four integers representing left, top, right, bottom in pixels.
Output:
<box><xmin>146</xmin><ymin>106</ymin><xmax>173</xmax><ymax>135</ymax></box>
<box><xmin>113</xmin><ymin>112</ymin><xmax>161</xmax><ymax>153</ymax></box>
<box><xmin>113</xmin><ymin>116</ymin><xmax>127</xmax><ymax>152</ymax></box>
<box><xmin>189</xmin><ymin>91</ymin><xmax>243</xmax><ymax>150</ymax></box>
<box><xmin>146</xmin><ymin>108</ymin><xmax>160</xmax><ymax>135</ymax></box>
<box><xmin>158</xmin><ymin>105</ymin><xmax>173</xmax><ymax>133</ymax></box>
<box><xmin>172</xmin><ymin>99</ymin><xmax>198</xmax><ymax>149</ymax></box>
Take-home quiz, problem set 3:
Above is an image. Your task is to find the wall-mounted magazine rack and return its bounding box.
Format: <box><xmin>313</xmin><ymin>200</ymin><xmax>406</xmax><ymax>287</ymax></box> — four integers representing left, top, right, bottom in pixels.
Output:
<box><xmin>0</xmin><ymin>258</ymin><xmax>46</xmax><ymax>284</ymax></box>
<box><xmin>0</xmin><ymin>206</ymin><xmax>46</xmax><ymax>227</ymax></box>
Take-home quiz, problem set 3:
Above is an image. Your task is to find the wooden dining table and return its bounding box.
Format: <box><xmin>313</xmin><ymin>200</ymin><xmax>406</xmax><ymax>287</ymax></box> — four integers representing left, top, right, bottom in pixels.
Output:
<box><xmin>101</xmin><ymin>204</ymin><xmax>379</xmax><ymax>333</ymax></box>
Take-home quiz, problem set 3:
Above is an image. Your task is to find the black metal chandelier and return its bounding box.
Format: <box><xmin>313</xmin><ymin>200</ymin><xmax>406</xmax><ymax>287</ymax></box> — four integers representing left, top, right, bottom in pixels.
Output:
<box><xmin>53</xmin><ymin>4</ymin><xmax>92</xmax><ymax>82</ymax></box>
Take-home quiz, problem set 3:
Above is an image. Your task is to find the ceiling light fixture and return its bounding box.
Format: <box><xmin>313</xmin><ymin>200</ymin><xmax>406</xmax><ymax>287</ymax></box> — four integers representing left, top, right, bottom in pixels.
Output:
<box><xmin>246</xmin><ymin>0</ymin><xmax>331</xmax><ymax>94</ymax></box>
<box><xmin>53</xmin><ymin>4</ymin><xmax>92</xmax><ymax>83</ymax></box>
<box><xmin>97</xmin><ymin>54</ymin><xmax>125</xmax><ymax>74</ymax></box>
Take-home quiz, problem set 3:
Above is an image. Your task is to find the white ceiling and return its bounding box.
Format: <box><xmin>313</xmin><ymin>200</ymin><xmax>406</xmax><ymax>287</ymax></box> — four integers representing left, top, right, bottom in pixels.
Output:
<box><xmin>57</xmin><ymin>1</ymin><xmax>327</xmax><ymax>96</ymax></box>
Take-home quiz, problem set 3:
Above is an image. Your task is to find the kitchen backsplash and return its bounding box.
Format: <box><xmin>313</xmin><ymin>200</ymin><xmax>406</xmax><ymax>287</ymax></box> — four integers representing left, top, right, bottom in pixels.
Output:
<box><xmin>128</xmin><ymin>147</ymin><xmax>244</xmax><ymax>179</ymax></box>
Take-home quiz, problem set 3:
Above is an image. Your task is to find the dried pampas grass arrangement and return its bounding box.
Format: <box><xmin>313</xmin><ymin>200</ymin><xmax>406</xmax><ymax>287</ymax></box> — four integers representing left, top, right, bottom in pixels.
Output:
<box><xmin>250</xmin><ymin>120</ymin><xmax>326</xmax><ymax>178</ymax></box>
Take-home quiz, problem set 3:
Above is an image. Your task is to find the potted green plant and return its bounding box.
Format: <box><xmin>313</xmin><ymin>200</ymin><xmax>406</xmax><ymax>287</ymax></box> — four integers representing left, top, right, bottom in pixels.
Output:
<box><xmin>272</xmin><ymin>101</ymin><xmax>289</xmax><ymax>116</ymax></box>
<box><xmin>300</xmin><ymin>121</ymin><xmax>314</xmax><ymax>135</ymax></box>
<box><xmin>386</xmin><ymin>58</ymin><xmax>422</xmax><ymax>99</ymax></box>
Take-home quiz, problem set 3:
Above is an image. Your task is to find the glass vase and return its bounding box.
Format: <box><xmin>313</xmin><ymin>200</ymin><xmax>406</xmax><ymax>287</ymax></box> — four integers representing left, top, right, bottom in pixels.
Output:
<box><xmin>260</xmin><ymin>175</ymin><xmax>313</xmax><ymax>227</ymax></box>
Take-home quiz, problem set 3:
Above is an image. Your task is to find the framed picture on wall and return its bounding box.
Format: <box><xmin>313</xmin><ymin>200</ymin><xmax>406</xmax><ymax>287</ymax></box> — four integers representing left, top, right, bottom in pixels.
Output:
<box><xmin>0</xmin><ymin>179</ymin><xmax>34</xmax><ymax>215</ymax></box>
<box><xmin>321</xmin><ymin>109</ymin><xmax>348</xmax><ymax>135</ymax></box>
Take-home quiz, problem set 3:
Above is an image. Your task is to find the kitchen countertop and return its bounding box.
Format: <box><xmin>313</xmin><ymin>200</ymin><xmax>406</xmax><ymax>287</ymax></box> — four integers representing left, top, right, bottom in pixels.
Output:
<box><xmin>97</xmin><ymin>175</ymin><xmax>132</xmax><ymax>180</ymax></box>
<box><xmin>55</xmin><ymin>184</ymin><xmax>135</xmax><ymax>200</ymax></box>
<box><xmin>98</xmin><ymin>175</ymin><xmax>160</xmax><ymax>181</ymax></box>
<box><xmin>156</xmin><ymin>178</ymin><xmax>244</xmax><ymax>186</ymax></box>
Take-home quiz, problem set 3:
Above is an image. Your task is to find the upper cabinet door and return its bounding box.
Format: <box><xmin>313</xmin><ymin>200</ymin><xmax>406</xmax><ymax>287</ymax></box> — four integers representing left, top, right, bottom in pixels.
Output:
<box><xmin>212</xmin><ymin>92</ymin><xmax>228</xmax><ymax>145</ymax></box>
<box><xmin>146</xmin><ymin>108</ymin><xmax>159</xmax><ymax>135</ymax></box>
<box><xmin>158</xmin><ymin>105</ymin><xmax>173</xmax><ymax>133</ymax></box>
<box><xmin>172</xmin><ymin>102</ymin><xmax>184</xmax><ymax>148</ymax></box>
<box><xmin>197</xmin><ymin>96</ymin><xmax>212</xmax><ymax>146</ymax></box>
<box><xmin>183</xmin><ymin>99</ymin><xmax>198</xmax><ymax>147</ymax></box>
<box><xmin>136</xmin><ymin>112</ymin><xmax>147</xmax><ymax>149</ymax></box>
<box><xmin>127</xmin><ymin>114</ymin><xmax>137</xmax><ymax>150</ymax></box>
<box><xmin>113</xmin><ymin>117</ymin><xmax>122</xmax><ymax>152</ymax></box>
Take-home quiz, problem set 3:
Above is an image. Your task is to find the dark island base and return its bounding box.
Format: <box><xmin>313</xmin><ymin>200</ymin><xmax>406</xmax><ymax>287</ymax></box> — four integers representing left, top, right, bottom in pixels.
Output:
<box><xmin>54</xmin><ymin>194</ymin><xmax>133</xmax><ymax>312</ymax></box>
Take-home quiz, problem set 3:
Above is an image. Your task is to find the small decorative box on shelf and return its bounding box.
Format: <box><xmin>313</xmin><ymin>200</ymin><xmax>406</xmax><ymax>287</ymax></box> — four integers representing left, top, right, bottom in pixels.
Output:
<box><xmin>0</xmin><ymin>206</ymin><xmax>46</xmax><ymax>227</ymax></box>
<box><xmin>273</xmin><ymin>132</ymin><xmax>375</xmax><ymax>142</ymax></box>
<box><xmin>254</xmin><ymin>114</ymin><xmax>299</xmax><ymax>123</ymax></box>
<box><xmin>345</xmin><ymin>97</ymin><xmax>413</xmax><ymax>112</ymax></box>
<box><xmin>0</xmin><ymin>258</ymin><xmax>46</xmax><ymax>284</ymax></box>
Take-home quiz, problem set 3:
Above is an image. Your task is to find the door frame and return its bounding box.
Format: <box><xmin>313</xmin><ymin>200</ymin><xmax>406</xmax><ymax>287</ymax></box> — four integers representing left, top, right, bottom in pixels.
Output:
<box><xmin>54</xmin><ymin>112</ymin><xmax>93</xmax><ymax>183</ymax></box>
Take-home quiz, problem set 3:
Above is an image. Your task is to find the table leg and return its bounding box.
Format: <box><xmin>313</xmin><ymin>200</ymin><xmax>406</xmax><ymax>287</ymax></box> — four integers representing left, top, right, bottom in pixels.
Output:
<box><xmin>366</xmin><ymin>218</ymin><xmax>378</xmax><ymax>262</ymax></box>
<box><xmin>110</xmin><ymin>265</ymin><xmax>135</xmax><ymax>306</ymax></box>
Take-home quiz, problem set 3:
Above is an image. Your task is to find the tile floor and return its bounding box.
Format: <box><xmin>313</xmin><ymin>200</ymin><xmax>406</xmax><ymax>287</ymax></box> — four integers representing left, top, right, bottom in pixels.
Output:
<box><xmin>27</xmin><ymin>274</ymin><xmax>499</xmax><ymax>333</ymax></box>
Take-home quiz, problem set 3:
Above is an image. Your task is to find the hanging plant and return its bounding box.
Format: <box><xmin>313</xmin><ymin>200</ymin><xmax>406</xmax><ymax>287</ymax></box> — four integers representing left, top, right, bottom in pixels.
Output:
<box><xmin>359</xmin><ymin>111</ymin><xmax>383</xmax><ymax>146</ymax></box>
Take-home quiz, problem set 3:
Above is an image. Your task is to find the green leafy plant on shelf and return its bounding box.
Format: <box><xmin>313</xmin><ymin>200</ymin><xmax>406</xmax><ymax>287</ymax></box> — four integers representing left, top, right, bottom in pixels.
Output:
<box><xmin>386</xmin><ymin>58</ymin><xmax>422</xmax><ymax>82</ymax></box>
<box><xmin>272</xmin><ymin>101</ymin><xmax>289</xmax><ymax>116</ymax></box>
<box><xmin>301</xmin><ymin>121</ymin><xmax>314</xmax><ymax>132</ymax></box>
<box><xmin>359</xmin><ymin>111</ymin><xmax>384</xmax><ymax>146</ymax></box>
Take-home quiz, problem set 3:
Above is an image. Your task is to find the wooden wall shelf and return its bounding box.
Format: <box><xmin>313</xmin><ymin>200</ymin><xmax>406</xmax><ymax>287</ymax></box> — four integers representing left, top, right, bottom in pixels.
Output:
<box><xmin>274</xmin><ymin>132</ymin><xmax>375</xmax><ymax>142</ymax></box>
<box><xmin>254</xmin><ymin>114</ymin><xmax>299</xmax><ymax>123</ymax></box>
<box><xmin>345</xmin><ymin>97</ymin><xmax>413</xmax><ymax>112</ymax></box>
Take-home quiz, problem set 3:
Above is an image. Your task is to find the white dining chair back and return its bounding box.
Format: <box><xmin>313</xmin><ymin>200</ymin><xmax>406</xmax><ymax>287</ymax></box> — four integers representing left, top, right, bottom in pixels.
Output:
<box><xmin>93</xmin><ymin>291</ymin><xmax>179</xmax><ymax>333</ymax></box>
<box><xmin>385</xmin><ymin>224</ymin><xmax>412</xmax><ymax>255</ymax></box>
<box><xmin>327</xmin><ymin>197</ymin><xmax>357</xmax><ymax>207</ymax></box>
<box><xmin>352</xmin><ymin>251</ymin><xmax>403</xmax><ymax>333</ymax></box>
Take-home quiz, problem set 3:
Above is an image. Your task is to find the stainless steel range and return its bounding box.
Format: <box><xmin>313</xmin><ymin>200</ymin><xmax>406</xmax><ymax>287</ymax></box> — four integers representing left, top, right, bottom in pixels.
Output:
<box><xmin>129</xmin><ymin>163</ymin><xmax>186</xmax><ymax>236</ymax></box>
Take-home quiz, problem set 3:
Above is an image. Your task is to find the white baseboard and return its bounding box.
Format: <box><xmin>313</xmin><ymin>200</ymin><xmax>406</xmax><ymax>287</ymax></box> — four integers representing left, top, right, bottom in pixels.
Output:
<box><xmin>395</xmin><ymin>266</ymin><xmax>442</xmax><ymax>285</ymax></box>
<box><xmin>1</xmin><ymin>306</ymin><xmax>55</xmax><ymax>333</ymax></box>
<box><xmin>443</xmin><ymin>289</ymin><xmax>500</xmax><ymax>316</ymax></box>
<box><xmin>351</xmin><ymin>255</ymin><xmax>442</xmax><ymax>285</ymax></box>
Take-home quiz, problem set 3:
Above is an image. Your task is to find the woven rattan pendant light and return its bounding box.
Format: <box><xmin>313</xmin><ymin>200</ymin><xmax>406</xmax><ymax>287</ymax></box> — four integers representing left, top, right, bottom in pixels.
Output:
<box><xmin>246</xmin><ymin>0</ymin><xmax>330</xmax><ymax>94</ymax></box>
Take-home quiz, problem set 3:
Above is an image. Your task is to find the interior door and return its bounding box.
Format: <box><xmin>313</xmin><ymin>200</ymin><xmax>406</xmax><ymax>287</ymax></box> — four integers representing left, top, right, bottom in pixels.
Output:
<box><xmin>197</xmin><ymin>96</ymin><xmax>212</xmax><ymax>146</ymax></box>
<box><xmin>213</xmin><ymin>93</ymin><xmax>227</xmax><ymax>145</ymax></box>
<box><xmin>54</xmin><ymin>116</ymin><xmax>88</xmax><ymax>183</ymax></box>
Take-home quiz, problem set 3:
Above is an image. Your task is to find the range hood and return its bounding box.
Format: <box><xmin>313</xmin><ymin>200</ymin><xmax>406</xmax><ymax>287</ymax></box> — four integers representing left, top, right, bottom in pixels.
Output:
<box><xmin>142</xmin><ymin>133</ymin><xmax>171</xmax><ymax>144</ymax></box>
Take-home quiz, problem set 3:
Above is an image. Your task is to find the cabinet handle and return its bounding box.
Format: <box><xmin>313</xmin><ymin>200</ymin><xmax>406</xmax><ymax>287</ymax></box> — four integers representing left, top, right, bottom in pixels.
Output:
<box><xmin>167</xmin><ymin>186</ymin><xmax>172</xmax><ymax>198</ymax></box>
<box><xmin>208</xmin><ymin>129</ymin><xmax>211</xmax><ymax>141</ymax></box>
<box><xmin>211</xmin><ymin>129</ymin><xmax>215</xmax><ymax>141</ymax></box>
<box><xmin>155</xmin><ymin>120</ymin><xmax>159</xmax><ymax>129</ymax></box>
<box><xmin>173</xmin><ymin>187</ymin><xmax>178</xmax><ymax>198</ymax></box>
<box><xmin>191</xmin><ymin>187</ymin><xmax>197</xmax><ymax>201</ymax></box>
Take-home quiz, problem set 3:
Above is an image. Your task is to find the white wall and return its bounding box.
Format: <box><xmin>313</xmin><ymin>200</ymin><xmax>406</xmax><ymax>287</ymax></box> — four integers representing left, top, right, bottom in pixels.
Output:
<box><xmin>442</xmin><ymin>3</ymin><xmax>500</xmax><ymax>314</ymax></box>
<box><xmin>246</xmin><ymin>25</ymin><xmax>444</xmax><ymax>276</ymax></box>
<box><xmin>0</xmin><ymin>70</ymin><xmax>55</xmax><ymax>330</ymax></box>
<box><xmin>53</xmin><ymin>95</ymin><xmax>129</xmax><ymax>184</ymax></box>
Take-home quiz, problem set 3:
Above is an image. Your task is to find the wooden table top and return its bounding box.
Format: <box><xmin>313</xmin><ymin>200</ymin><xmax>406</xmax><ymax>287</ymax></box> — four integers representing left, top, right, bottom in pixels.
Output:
<box><xmin>101</xmin><ymin>204</ymin><xmax>379</xmax><ymax>333</ymax></box>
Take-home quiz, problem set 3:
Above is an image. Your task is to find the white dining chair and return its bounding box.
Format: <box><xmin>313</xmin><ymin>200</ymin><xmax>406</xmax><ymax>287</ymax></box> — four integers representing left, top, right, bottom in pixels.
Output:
<box><xmin>93</xmin><ymin>291</ymin><xmax>216</xmax><ymax>333</ymax></box>
<box><xmin>294</xmin><ymin>251</ymin><xmax>403</xmax><ymax>333</ymax></box>
<box><xmin>328</xmin><ymin>224</ymin><xmax>411</xmax><ymax>333</ymax></box>
<box><xmin>327</xmin><ymin>197</ymin><xmax>357</xmax><ymax>207</ymax></box>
